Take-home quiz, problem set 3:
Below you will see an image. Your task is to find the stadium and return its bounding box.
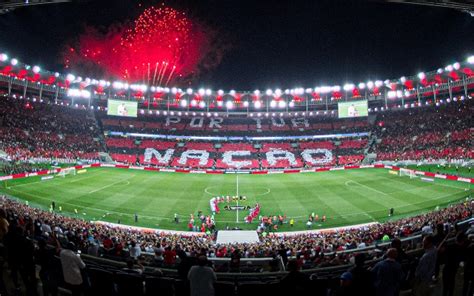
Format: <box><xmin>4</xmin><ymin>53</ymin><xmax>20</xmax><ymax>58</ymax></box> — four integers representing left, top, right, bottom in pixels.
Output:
<box><xmin>0</xmin><ymin>1</ymin><xmax>473</xmax><ymax>296</ymax></box>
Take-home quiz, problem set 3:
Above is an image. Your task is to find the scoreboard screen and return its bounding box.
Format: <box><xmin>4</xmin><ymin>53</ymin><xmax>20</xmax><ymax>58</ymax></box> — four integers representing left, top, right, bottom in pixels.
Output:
<box><xmin>107</xmin><ymin>99</ymin><xmax>138</xmax><ymax>118</ymax></box>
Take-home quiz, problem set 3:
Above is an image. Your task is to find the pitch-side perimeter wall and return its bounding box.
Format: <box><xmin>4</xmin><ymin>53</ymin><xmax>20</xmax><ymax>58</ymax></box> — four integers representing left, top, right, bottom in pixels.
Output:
<box><xmin>1</xmin><ymin>163</ymin><xmax>472</xmax><ymax>183</ymax></box>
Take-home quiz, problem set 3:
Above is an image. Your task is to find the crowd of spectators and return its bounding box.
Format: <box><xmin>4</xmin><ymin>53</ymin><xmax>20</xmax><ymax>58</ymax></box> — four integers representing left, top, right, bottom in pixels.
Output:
<box><xmin>373</xmin><ymin>102</ymin><xmax>473</xmax><ymax>162</ymax></box>
<box><xmin>0</xmin><ymin>97</ymin><xmax>101</xmax><ymax>162</ymax></box>
<box><xmin>0</xmin><ymin>195</ymin><xmax>473</xmax><ymax>295</ymax></box>
<box><xmin>0</xmin><ymin>195</ymin><xmax>472</xmax><ymax>267</ymax></box>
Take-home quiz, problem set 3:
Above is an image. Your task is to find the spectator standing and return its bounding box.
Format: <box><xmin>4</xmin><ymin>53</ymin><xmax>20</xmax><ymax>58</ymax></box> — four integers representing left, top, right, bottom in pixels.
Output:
<box><xmin>188</xmin><ymin>255</ymin><xmax>217</xmax><ymax>296</ymax></box>
<box><xmin>440</xmin><ymin>232</ymin><xmax>469</xmax><ymax>296</ymax></box>
<box><xmin>59</xmin><ymin>242</ymin><xmax>86</xmax><ymax>296</ymax></box>
<box><xmin>371</xmin><ymin>248</ymin><xmax>403</xmax><ymax>296</ymax></box>
<box><xmin>349</xmin><ymin>253</ymin><xmax>375</xmax><ymax>296</ymax></box>
<box><xmin>0</xmin><ymin>208</ymin><xmax>8</xmax><ymax>240</ymax></box>
<box><xmin>413</xmin><ymin>235</ymin><xmax>437</xmax><ymax>296</ymax></box>
<box><xmin>280</xmin><ymin>260</ymin><xmax>310</xmax><ymax>294</ymax></box>
<box><xmin>36</xmin><ymin>237</ymin><xmax>59</xmax><ymax>296</ymax></box>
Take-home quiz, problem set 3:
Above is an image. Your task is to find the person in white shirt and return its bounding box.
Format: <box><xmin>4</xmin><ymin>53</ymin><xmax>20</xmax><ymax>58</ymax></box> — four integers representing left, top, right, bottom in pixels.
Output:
<box><xmin>117</xmin><ymin>103</ymin><xmax>128</xmax><ymax>116</ymax></box>
<box><xmin>129</xmin><ymin>241</ymin><xmax>141</xmax><ymax>259</ymax></box>
<box><xmin>60</xmin><ymin>242</ymin><xmax>85</xmax><ymax>296</ymax></box>
<box><xmin>41</xmin><ymin>221</ymin><xmax>52</xmax><ymax>234</ymax></box>
<box><xmin>348</xmin><ymin>104</ymin><xmax>358</xmax><ymax>117</ymax></box>
<box><xmin>188</xmin><ymin>255</ymin><xmax>216</xmax><ymax>296</ymax></box>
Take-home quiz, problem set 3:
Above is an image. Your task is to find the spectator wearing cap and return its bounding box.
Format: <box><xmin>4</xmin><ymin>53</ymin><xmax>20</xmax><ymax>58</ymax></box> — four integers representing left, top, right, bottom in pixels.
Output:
<box><xmin>371</xmin><ymin>248</ymin><xmax>403</xmax><ymax>296</ymax></box>
<box><xmin>335</xmin><ymin>271</ymin><xmax>353</xmax><ymax>296</ymax></box>
<box><xmin>60</xmin><ymin>242</ymin><xmax>86</xmax><ymax>296</ymax></box>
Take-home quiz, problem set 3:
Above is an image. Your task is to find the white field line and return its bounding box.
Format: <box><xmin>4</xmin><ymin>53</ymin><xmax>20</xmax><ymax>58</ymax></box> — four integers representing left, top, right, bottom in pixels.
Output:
<box><xmin>6</xmin><ymin>171</ymin><xmax>101</xmax><ymax>189</ymax></box>
<box><xmin>88</xmin><ymin>176</ymin><xmax>134</xmax><ymax>194</ymax></box>
<box><xmin>5</xmin><ymin>186</ymin><xmax>467</xmax><ymax>225</ymax></box>
<box><xmin>379</xmin><ymin>174</ymin><xmax>468</xmax><ymax>191</ymax></box>
<box><xmin>283</xmin><ymin>190</ymin><xmax>467</xmax><ymax>219</ymax></box>
<box><xmin>344</xmin><ymin>180</ymin><xmax>389</xmax><ymax>196</ymax></box>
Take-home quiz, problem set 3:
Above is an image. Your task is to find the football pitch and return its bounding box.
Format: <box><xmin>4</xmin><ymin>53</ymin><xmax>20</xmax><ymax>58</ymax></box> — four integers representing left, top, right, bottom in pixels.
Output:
<box><xmin>1</xmin><ymin>168</ymin><xmax>472</xmax><ymax>231</ymax></box>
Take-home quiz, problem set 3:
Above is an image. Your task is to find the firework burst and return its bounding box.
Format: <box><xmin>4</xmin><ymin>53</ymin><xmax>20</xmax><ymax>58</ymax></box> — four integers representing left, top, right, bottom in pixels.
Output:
<box><xmin>64</xmin><ymin>5</ymin><xmax>223</xmax><ymax>85</ymax></box>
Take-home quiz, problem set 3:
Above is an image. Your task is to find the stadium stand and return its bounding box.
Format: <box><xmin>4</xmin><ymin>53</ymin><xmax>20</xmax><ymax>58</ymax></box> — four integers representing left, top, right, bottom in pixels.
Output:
<box><xmin>0</xmin><ymin>95</ymin><xmax>472</xmax><ymax>295</ymax></box>
<box><xmin>1</xmin><ymin>196</ymin><xmax>473</xmax><ymax>295</ymax></box>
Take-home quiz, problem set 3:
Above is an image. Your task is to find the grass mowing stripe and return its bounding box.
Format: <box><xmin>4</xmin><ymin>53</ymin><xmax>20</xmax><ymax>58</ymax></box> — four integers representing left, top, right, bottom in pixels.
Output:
<box><xmin>1</xmin><ymin>168</ymin><xmax>470</xmax><ymax>231</ymax></box>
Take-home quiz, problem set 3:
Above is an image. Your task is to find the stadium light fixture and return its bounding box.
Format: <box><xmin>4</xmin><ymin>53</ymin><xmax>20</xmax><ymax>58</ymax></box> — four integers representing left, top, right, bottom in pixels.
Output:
<box><xmin>453</xmin><ymin>62</ymin><xmax>461</xmax><ymax>70</ymax></box>
<box><xmin>32</xmin><ymin>65</ymin><xmax>40</xmax><ymax>73</ymax></box>
<box><xmin>374</xmin><ymin>81</ymin><xmax>383</xmax><ymax>88</ymax></box>
<box><xmin>274</xmin><ymin>89</ymin><xmax>282</xmax><ymax>96</ymax></box>
<box><xmin>270</xmin><ymin>100</ymin><xmax>277</xmax><ymax>108</ymax></box>
<box><xmin>217</xmin><ymin>101</ymin><xmax>223</xmax><ymax>107</ymax></box>
<box><xmin>205</xmin><ymin>89</ymin><xmax>212</xmax><ymax>96</ymax></box>
<box><xmin>0</xmin><ymin>53</ymin><xmax>7</xmax><ymax>62</ymax></box>
<box><xmin>217</xmin><ymin>89</ymin><xmax>224</xmax><ymax>96</ymax></box>
<box><xmin>319</xmin><ymin>86</ymin><xmax>331</xmax><ymax>93</ymax></box>
<box><xmin>180</xmin><ymin>99</ymin><xmax>187</xmax><ymax>107</ymax></box>
<box><xmin>229</xmin><ymin>90</ymin><xmax>236</xmax><ymax>96</ymax></box>
<box><xmin>400</xmin><ymin>76</ymin><xmax>406</xmax><ymax>83</ymax></box>
<box><xmin>437</xmin><ymin>68</ymin><xmax>444</xmax><ymax>74</ymax></box>
<box><xmin>199</xmin><ymin>101</ymin><xmax>206</xmax><ymax>108</ymax></box>
<box><xmin>278</xmin><ymin>100</ymin><xmax>286</xmax><ymax>108</ymax></box>
<box><xmin>66</xmin><ymin>74</ymin><xmax>75</xmax><ymax>82</ymax></box>
<box><xmin>358</xmin><ymin>82</ymin><xmax>366</xmax><ymax>89</ymax></box>
<box><xmin>11</xmin><ymin>58</ymin><xmax>18</xmax><ymax>66</ymax></box>
<box><xmin>343</xmin><ymin>84</ymin><xmax>354</xmax><ymax>91</ymax></box>
<box><xmin>254</xmin><ymin>100</ymin><xmax>262</xmax><ymax>109</ymax></box>
<box><xmin>288</xmin><ymin>101</ymin><xmax>295</xmax><ymax>108</ymax></box>
<box><xmin>445</xmin><ymin>65</ymin><xmax>453</xmax><ymax>72</ymax></box>
<box><xmin>243</xmin><ymin>101</ymin><xmax>249</xmax><ymax>107</ymax></box>
<box><xmin>186</xmin><ymin>88</ymin><xmax>193</xmax><ymax>95</ymax></box>
<box><xmin>468</xmin><ymin>56</ymin><xmax>474</xmax><ymax>64</ymax></box>
<box><xmin>331</xmin><ymin>85</ymin><xmax>341</xmax><ymax>92</ymax></box>
<box><xmin>366</xmin><ymin>81</ymin><xmax>374</xmax><ymax>89</ymax></box>
<box><xmin>265</xmin><ymin>89</ymin><xmax>273</xmax><ymax>96</ymax></box>
<box><xmin>226</xmin><ymin>101</ymin><xmax>233</xmax><ymax>109</ymax></box>
<box><xmin>417</xmin><ymin>72</ymin><xmax>425</xmax><ymax>80</ymax></box>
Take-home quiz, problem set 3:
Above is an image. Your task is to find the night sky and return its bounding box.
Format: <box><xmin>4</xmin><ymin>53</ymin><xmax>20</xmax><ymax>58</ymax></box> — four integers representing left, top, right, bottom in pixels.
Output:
<box><xmin>0</xmin><ymin>0</ymin><xmax>473</xmax><ymax>90</ymax></box>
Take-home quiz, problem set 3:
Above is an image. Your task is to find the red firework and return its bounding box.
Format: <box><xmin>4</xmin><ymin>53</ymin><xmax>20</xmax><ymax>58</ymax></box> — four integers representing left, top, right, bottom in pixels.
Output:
<box><xmin>64</xmin><ymin>5</ymin><xmax>221</xmax><ymax>85</ymax></box>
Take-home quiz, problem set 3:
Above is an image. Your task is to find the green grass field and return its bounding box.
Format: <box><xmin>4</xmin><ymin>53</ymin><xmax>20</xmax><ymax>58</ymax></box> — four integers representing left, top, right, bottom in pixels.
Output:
<box><xmin>1</xmin><ymin>168</ymin><xmax>472</xmax><ymax>231</ymax></box>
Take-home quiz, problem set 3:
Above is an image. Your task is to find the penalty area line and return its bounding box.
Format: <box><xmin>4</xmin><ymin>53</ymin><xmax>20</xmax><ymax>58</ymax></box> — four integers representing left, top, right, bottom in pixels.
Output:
<box><xmin>88</xmin><ymin>177</ymin><xmax>134</xmax><ymax>194</ymax></box>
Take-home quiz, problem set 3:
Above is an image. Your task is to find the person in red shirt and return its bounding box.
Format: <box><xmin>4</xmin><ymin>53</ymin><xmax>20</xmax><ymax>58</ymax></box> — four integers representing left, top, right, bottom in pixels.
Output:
<box><xmin>163</xmin><ymin>246</ymin><xmax>176</xmax><ymax>267</ymax></box>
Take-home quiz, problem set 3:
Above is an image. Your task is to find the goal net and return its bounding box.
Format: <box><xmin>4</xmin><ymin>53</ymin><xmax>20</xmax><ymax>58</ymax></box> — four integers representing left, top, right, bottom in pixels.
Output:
<box><xmin>399</xmin><ymin>168</ymin><xmax>417</xmax><ymax>179</ymax></box>
<box><xmin>57</xmin><ymin>167</ymin><xmax>76</xmax><ymax>178</ymax></box>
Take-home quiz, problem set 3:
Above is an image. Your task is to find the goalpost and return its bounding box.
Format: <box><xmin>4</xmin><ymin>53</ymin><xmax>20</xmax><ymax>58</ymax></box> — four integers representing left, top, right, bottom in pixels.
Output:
<box><xmin>57</xmin><ymin>167</ymin><xmax>76</xmax><ymax>178</ymax></box>
<box><xmin>399</xmin><ymin>168</ymin><xmax>417</xmax><ymax>179</ymax></box>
